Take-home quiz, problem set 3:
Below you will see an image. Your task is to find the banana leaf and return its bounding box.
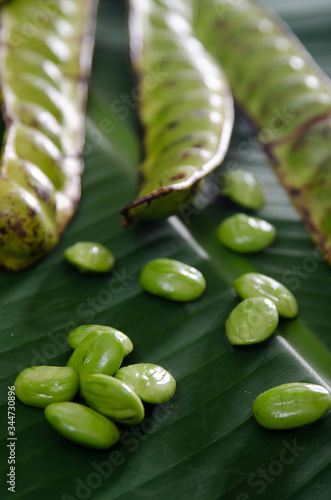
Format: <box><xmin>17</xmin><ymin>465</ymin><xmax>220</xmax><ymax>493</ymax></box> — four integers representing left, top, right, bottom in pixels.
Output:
<box><xmin>1</xmin><ymin>1</ymin><xmax>331</xmax><ymax>499</ymax></box>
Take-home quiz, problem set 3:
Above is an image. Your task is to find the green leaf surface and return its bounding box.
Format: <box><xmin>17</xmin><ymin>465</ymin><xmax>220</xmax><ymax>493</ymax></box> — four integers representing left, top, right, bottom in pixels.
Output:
<box><xmin>1</xmin><ymin>1</ymin><xmax>331</xmax><ymax>499</ymax></box>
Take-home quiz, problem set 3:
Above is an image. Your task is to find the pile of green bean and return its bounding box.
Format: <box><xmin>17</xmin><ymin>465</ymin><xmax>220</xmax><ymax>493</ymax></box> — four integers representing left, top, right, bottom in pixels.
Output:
<box><xmin>15</xmin><ymin>240</ymin><xmax>331</xmax><ymax>441</ymax></box>
<box><xmin>15</xmin><ymin>325</ymin><xmax>176</xmax><ymax>450</ymax></box>
<box><xmin>14</xmin><ymin>253</ymin><xmax>210</xmax><ymax>449</ymax></box>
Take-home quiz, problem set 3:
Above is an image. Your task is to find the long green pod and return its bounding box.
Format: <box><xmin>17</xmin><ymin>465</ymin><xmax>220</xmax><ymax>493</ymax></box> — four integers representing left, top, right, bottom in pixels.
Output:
<box><xmin>195</xmin><ymin>0</ymin><xmax>331</xmax><ymax>263</ymax></box>
<box><xmin>120</xmin><ymin>0</ymin><xmax>233</xmax><ymax>226</ymax></box>
<box><xmin>0</xmin><ymin>0</ymin><xmax>97</xmax><ymax>271</ymax></box>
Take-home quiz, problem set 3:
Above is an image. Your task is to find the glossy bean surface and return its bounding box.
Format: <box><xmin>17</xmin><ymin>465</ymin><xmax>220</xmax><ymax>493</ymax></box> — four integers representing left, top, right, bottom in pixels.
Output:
<box><xmin>226</xmin><ymin>297</ymin><xmax>278</xmax><ymax>345</ymax></box>
<box><xmin>64</xmin><ymin>242</ymin><xmax>115</xmax><ymax>274</ymax></box>
<box><xmin>115</xmin><ymin>363</ymin><xmax>176</xmax><ymax>403</ymax></box>
<box><xmin>222</xmin><ymin>169</ymin><xmax>264</xmax><ymax>210</ymax></box>
<box><xmin>120</xmin><ymin>0</ymin><xmax>233</xmax><ymax>226</ymax></box>
<box><xmin>140</xmin><ymin>258</ymin><xmax>206</xmax><ymax>301</ymax></box>
<box><xmin>45</xmin><ymin>402</ymin><xmax>120</xmax><ymax>450</ymax></box>
<box><xmin>217</xmin><ymin>214</ymin><xmax>276</xmax><ymax>253</ymax></box>
<box><xmin>68</xmin><ymin>325</ymin><xmax>133</xmax><ymax>355</ymax></box>
<box><xmin>252</xmin><ymin>383</ymin><xmax>331</xmax><ymax>430</ymax></box>
<box><xmin>67</xmin><ymin>331</ymin><xmax>125</xmax><ymax>382</ymax></box>
<box><xmin>234</xmin><ymin>272</ymin><xmax>298</xmax><ymax>318</ymax></box>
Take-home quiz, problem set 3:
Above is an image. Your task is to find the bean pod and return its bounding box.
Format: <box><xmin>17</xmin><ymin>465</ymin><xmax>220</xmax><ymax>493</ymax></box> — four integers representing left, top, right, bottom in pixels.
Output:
<box><xmin>15</xmin><ymin>366</ymin><xmax>79</xmax><ymax>408</ymax></box>
<box><xmin>120</xmin><ymin>0</ymin><xmax>233</xmax><ymax>226</ymax></box>
<box><xmin>0</xmin><ymin>0</ymin><xmax>97</xmax><ymax>271</ymax></box>
<box><xmin>234</xmin><ymin>272</ymin><xmax>298</xmax><ymax>318</ymax></box>
<box><xmin>195</xmin><ymin>0</ymin><xmax>331</xmax><ymax>264</ymax></box>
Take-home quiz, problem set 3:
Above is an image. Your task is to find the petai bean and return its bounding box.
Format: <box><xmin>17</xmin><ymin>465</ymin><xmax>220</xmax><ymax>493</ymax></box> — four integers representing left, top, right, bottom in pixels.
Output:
<box><xmin>64</xmin><ymin>242</ymin><xmax>115</xmax><ymax>274</ymax></box>
<box><xmin>15</xmin><ymin>366</ymin><xmax>79</xmax><ymax>408</ymax></box>
<box><xmin>115</xmin><ymin>363</ymin><xmax>176</xmax><ymax>404</ymax></box>
<box><xmin>45</xmin><ymin>402</ymin><xmax>120</xmax><ymax>450</ymax></box>
<box><xmin>140</xmin><ymin>258</ymin><xmax>206</xmax><ymax>302</ymax></box>
<box><xmin>222</xmin><ymin>169</ymin><xmax>264</xmax><ymax>210</ymax></box>
<box><xmin>252</xmin><ymin>383</ymin><xmax>331</xmax><ymax>430</ymax></box>
<box><xmin>0</xmin><ymin>0</ymin><xmax>97</xmax><ymax>271</ymax></box>
<box><xmin>68</xmin><ymin>325</ymin><xmax>133</xmax><ymax>356</ymax></box>
<box><xmin>217</xmin><ymin>213</ymin><xmax>276</xmax><ymax>253</ymax></box>
<box><xmin>81</xmin><ymin>374</ymin><xmax>145</xmax><ymax>426</ymax></box>
<box><xmin>120</xmin><ymin>0</ymin><xmax>233</xmax><ymax>226</ymax></box>
<box><xmin>226</xmin><ymin>297</ymin><xmax>278</xmax><ymax>345</ymax></box>
<box><xmin>234</xmin><ymin>272</ymin><xmax>298</xmax><ymax>318</ymax></box>
<box><xmin>67</xmin><ymin>331</ymin><xmax>125</xmax><ymax>382</ymax></box>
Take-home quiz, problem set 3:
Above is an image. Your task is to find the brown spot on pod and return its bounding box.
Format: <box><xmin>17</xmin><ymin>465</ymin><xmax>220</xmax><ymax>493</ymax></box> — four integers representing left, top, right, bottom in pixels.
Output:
<box><xmin>169</xmin><ymin>173</ymin><xmax>186</xmax><ymax>181</ymax></box>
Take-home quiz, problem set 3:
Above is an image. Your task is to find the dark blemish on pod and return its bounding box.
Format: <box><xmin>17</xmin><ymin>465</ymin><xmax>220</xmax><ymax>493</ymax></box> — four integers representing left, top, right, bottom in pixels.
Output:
<box><xmin>301</xmin><ymin>207</ymin><xmax>318</xmax><ymax>233</ymax></box>
<box><xmin>162</xmin><ymin>134</ymin><xmax>193</xmax><ymax>153</ymax></box>
<box><xmin>169</xmin><ymin>173</ymin><xmax>186</xmax><ymax>181</ymax></box>
<box><xmin>167</xmin><ymin>121</ymin><xmax>178</xmax><ymax>129</ymax></box>
<box><xmin>33</xmin><ymin>185</ymin><xmax>51</xmax><ymax>202</ymax></box>
<box><xmin>290</xmin><ymin>187</ymin><xmax>300</xmax><ymax>196</ymax></box>
<box><xmin>27</xmin><ymin>207</ymin><xmax>37</xmax><ymax>218</ymax></box>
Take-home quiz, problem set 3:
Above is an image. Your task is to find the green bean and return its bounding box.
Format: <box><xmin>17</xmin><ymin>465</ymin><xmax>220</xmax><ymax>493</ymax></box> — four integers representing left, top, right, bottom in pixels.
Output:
<box><xmin>272</xmin><ymin>116</ymin><xmax>331</xmax><ymax>262</ymax></box>
<box><xmin>217</xmin><ymin>213</ymin><xmax>276</xmax><ymax>253</ymax></box>
<box><xmin>120</xmin><ymin>0</ymin><xmax>233</xmax><ymax>226</ymax></box>
<box><xmin>68</xmin><ymin>325</ymin><xmax>133</xmax><ymax>356</ymax></box>
<box><xmin>194</xmin><ymin>0</ymin><xmax>331</xmax><ymax>265</ymax></box>
<box><xmin>222</xmin><ymin>169</ymin><xmax>264</xmax><ymax>210</ymax></box>
<box><xmin>115</xmin><ymin>363</ymin><xmax>176</xmax><ymax>403</ymax></box>
<box><xmin>64</xmin><ymin>242</ymin><xmax>115</xmax><ymax>274</ymax></box>
<box><xmin>67</xmin><ymin>331</ymin><xmax>125</xmax><ymax>382</ymax></box>
<box><xmin>81</xmin><ymin>374</ymin><xmax>145</xmax><ymax>426</ymax></box>
<box><xmin>0</xmin><ymin>0</ymin><xmax>97</xmax><ymax>271</ymax></box>
<box><xmin>15</xmin><ymin>366</ymin><xmax>79</xmax><ymax>408</ymax></box>
<box><xmin>226</xmin><ymin>297</ymin><xmax>278</xmax><ymax>345</ymax></box>
<box><xmin>140</xmin><ymin>258</ymin><xmax>206</xmax><ymax>301</ymax></box>
<box><xmin>45</xmin><ymin>402</ymin><xmax>120</xmax><ymax>450</ymax></box>
<box><xmin>252</xmin><ymin>383</ymin><xmax>331</xmax><ymax>430</ymax></box>
<box><xmin>234</xmin><ymin>272</ymin><xmax>298</xmax><ymax>318</ymax></box>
